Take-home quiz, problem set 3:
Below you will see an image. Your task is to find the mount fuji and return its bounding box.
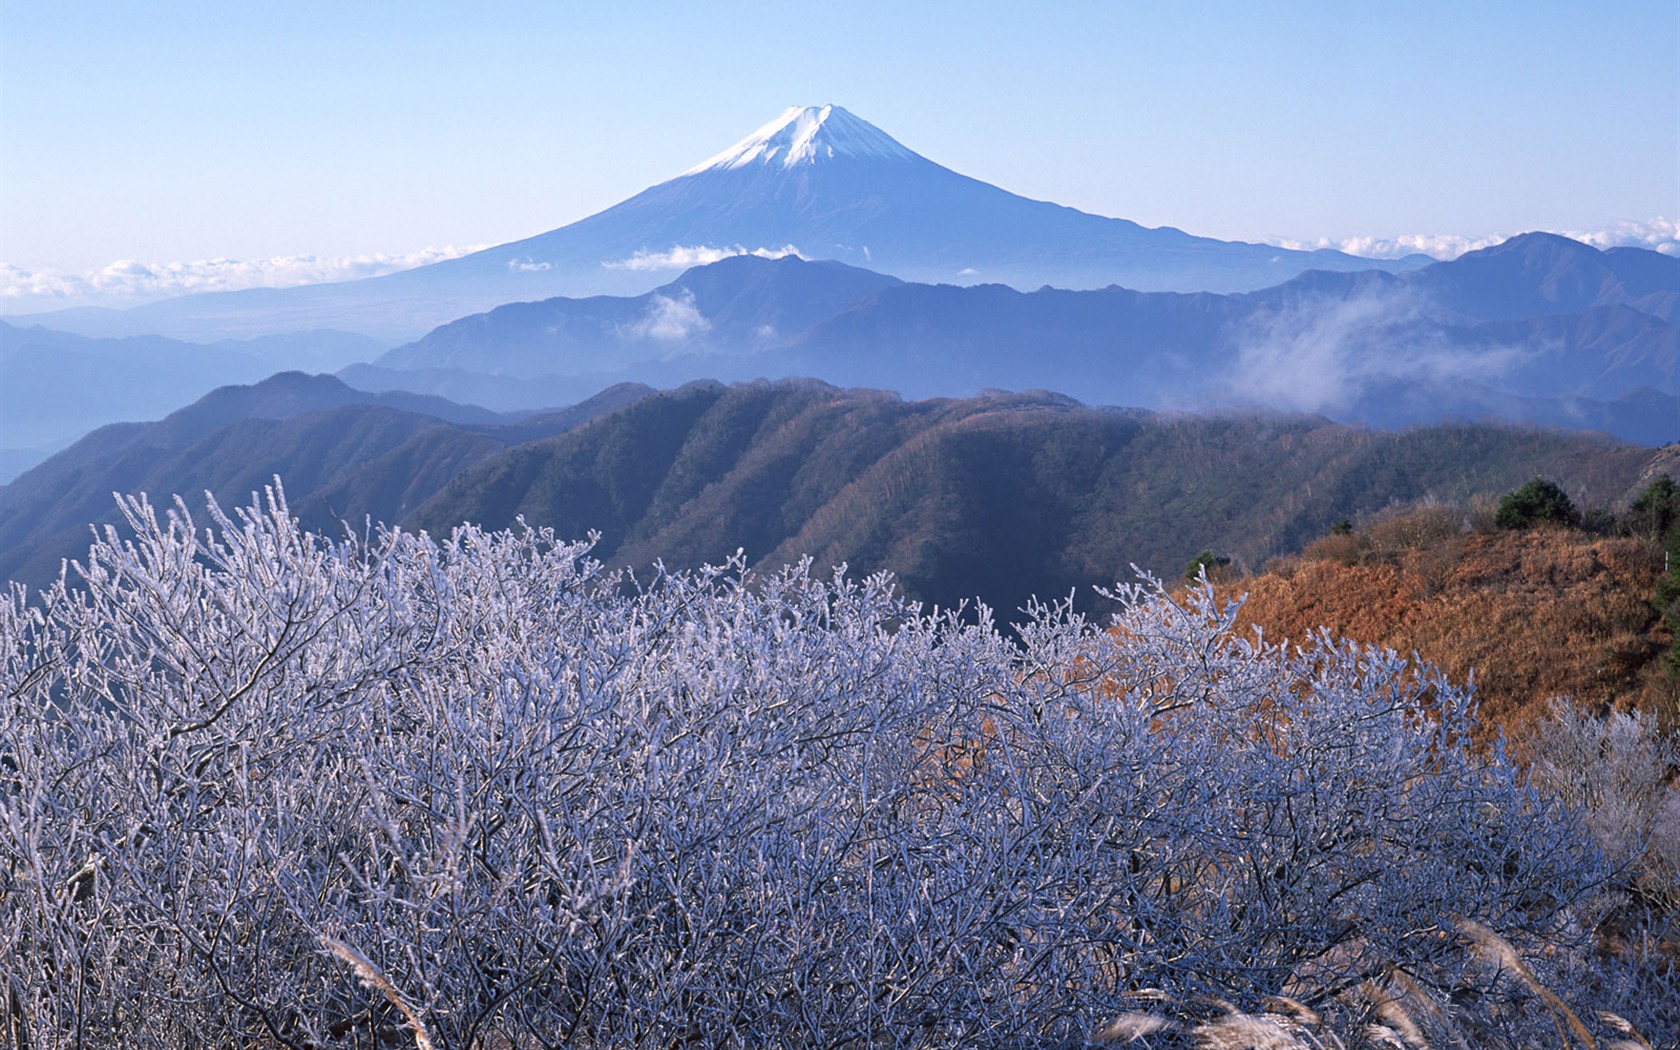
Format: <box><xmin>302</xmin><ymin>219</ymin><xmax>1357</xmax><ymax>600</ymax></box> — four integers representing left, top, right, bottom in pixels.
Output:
<box><xmin>18</xmin><ymin>105</ymin><xmax>1428</xmax><ymax>342</ymax></box>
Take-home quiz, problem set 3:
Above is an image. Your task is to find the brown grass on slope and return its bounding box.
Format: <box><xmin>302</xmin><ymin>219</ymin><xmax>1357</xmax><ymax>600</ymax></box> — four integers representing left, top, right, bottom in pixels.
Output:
<box><xmin>1211</xmin><ymin>521</ymin><xmax>1677</xmax><ymax>743</ymax></box>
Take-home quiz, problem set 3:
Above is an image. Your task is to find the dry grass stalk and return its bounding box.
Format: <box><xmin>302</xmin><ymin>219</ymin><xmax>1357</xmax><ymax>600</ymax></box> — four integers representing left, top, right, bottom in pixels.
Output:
<box><xmin>1092</xmin><ymin>1011</ymin><xmax>1175</xmax><ymax>1043</ymax></box>
<box><xmin>1381</xmin><ymin>968</ymin><xmax>1471</xmax><ymax>1050</ymax></box>
<box><xmin>1193</xmin><ymin>1009</ymin><xmax>1310</xmax><ymax>1050</ymax></box>
<box><xmin>1455</xmin><ymin>918</ymin><xmax>1597</xmax><ymax>1050</ymax></box>
<box><xmin>1596</xmin><ymin>1011</ymin><xmax>1654</xmax><ymax>1050</ymax></box>
<box><xmin>320</xmin><ymin>934</ymin><xmax>436</xmax><ymax>1050</ymax></box>
<box><xmin>1262</xmin><ymin>996</ymin><xmax>1321</xmax><ymax>1027</ymax></box>
<box><xmin>1358</xmin><ymin>980</ymin><xmax>1431</xmax><ymax>1049</ymax></box>
<box><xmin>5</xmin><ymin>975</ymin><xmax>29</xmax><ymax>1050</ymax></box>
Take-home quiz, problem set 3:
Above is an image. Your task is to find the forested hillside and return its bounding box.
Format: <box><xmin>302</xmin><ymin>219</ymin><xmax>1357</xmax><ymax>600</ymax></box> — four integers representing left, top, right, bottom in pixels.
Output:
<box><xmin>406</xmin><ymin>380</ymin><xmax>1658</xmax><ymax>615</ymax></box>
<box><xmin>1</xmin><ymin>377</ymin><xmax>1663</xmax><ymax>621</ymax></box>
<box><xmin>0</xmin><ymin>374</ymin><xmax>652</xmax><ymax>586</ymax></box>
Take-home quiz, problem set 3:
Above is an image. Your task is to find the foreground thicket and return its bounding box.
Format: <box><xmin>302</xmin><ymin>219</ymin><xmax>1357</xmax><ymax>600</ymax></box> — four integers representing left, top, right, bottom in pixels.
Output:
<box><xmin>0</xmin><ymin>487</ymin><xmax>1670</xmax><ymax>1048</ymax></box>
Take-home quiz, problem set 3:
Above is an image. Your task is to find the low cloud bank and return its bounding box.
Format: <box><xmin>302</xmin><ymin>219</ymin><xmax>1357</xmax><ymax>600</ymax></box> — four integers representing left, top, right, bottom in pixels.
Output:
<box><xmin>1220</xmin><ymin>289</ymin><xmax>1530</xmax><ymax>416</ymax></box>
<box><xmin>6</xmin><ymin>219</ymin><xmax>1674</xmax><ymax>314</ymax></box>
<box><xmin>1276</xmin><ymin>217</ymin><xmax>1680</xmax><ymax>260</ymax></box>
<box><xmin>603</xmin><ymin>244</ymin><xmax>804</xmax><ymax>272</ymax></box>
<box><xmin>625</xmin><ymin>289</ymin><xmax>711</xmax><ymax>341</ymax></box>
<box><xmin>0</xmin><ymin>245</ymin><xmax>488</xmax><ymax>309</ymax></box>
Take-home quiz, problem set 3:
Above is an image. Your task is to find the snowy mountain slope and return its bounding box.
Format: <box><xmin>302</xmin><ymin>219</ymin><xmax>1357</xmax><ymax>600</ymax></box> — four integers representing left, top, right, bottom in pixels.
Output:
<box><xmin>433</xmin><ymin>105</ymin><xmax>1419</xmax><ymax>300</ymax></box>
<box><xmin>683</xmin><ymin>104</ymin><xmax>921</xmax><ymax>171</ymax></box>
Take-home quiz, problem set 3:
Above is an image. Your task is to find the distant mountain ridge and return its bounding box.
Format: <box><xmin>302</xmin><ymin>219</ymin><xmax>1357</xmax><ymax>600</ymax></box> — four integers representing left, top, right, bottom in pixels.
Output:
<box><xmin>9</xmin><ymin>230</ymin><xmax>1674</xmax><ymax>490</ymax></box>
<box><xmin>0</xmin><ymin>322</ymin><xmax>388</xmax><ymax>482</ymax></box>
<box><xmin>2</xmin><ymin>376</ymin><xmax>1662</xmax><ymax>620</ymax></box>
<box><xmin>0</xmin><ymin>373</ymin><xmax>653</xmax><ymax>587</ymax></box>
<box><xmin>1400</xmin><ymin>232</ymin><xmax>1680</xmax><ymax>322</ymax></box>
<box><xmin>3</xmin><ymin>105</ymin><xmax>1426</xmax><ymax>342</ymax></box>
<box><xmin>345</xmin><ymin>233</ymin><xmax>1680</xmax><ymax>445</ymax></box>
<box><xmin>373</xmin><ymin>256</ymin><xmax>904</xmax><ymax>376</ymax></box>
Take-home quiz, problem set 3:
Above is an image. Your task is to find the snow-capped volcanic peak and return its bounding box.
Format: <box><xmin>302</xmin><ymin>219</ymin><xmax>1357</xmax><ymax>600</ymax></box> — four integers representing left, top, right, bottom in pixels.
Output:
<box><xmin>684</xmin><ymin>105</ymin><xmax>920</xmax><ymax>174</ymax></box>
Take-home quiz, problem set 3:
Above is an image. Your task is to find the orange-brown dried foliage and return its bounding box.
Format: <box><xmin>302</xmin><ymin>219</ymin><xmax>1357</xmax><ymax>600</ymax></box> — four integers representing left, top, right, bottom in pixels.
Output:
<box><xmin>1212</xmin><ymin>526</ymin><xmax>1677</xmax><ymax>746</ymax></box>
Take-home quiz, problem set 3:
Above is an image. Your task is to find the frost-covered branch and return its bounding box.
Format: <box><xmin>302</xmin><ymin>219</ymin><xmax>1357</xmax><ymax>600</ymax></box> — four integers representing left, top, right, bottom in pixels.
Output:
<box><xmin>0</xmin><ymin>482</ymin><xmax>1662</xmax><ymax>1048</ymax></box>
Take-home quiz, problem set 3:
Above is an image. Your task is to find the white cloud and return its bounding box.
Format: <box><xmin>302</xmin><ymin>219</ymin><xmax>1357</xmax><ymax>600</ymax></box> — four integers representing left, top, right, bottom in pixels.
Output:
<box><xmin>1558</xmin><ymin>217</ymin><xmax>1680</xmax><ymax>256</ymax></box>
<box><xmin>0</xmin><ymin>244</ymin><xmax>489</xmax><ymax>308</ymax></box>
<box><xmin>603</xmin><ymin>244</ymin><xmax>803</xmax><ymax>272</ymax></box>
<box><xmin>1274</xmin><ymin>217</ymin><xmax>1680</xmax><ymax>260</ymax></box>
<box><xmin>626</xmin><ymin>290</ymin><xmax>711</xmax><ymax>341</ymax></box>
<box><xmin>1224</xmin><ymin>289</ymin><xmax>1531</xmax><ymax>416</ymax></box>
<box><xmin>1273</xmin><ymin>232</ymin><xmax>1506</xmax><ymax>260</ymax></box>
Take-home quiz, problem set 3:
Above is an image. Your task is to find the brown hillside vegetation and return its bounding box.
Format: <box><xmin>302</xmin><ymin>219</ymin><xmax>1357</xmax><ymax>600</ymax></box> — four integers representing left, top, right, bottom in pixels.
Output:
<box><xmin>1211</xmin><ymin>515</ymin><xmax>1677</xmax><ymax>743</ymax></box>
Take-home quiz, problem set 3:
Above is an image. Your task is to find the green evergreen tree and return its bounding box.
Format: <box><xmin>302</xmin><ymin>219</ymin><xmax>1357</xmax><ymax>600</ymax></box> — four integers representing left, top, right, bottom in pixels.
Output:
<box><xmin>1185</xmin><ymin>549</ymin><xmax>1231</xmax><ymax>581</ymax></box>
<box><xmin>1631</xmin><ymin>477</ymin><xmax>1680</xmax><ymax>675</ymax></box>
<box><xmin>1495</xmin><ymin>477</ymin><xmax>1579</xmax><ymax>530</ymax></box>
<box><xmin>1660</xmin><ymin>523</ymin><xmax>1680</xmax><ymax>677</ymax></box>
<box><xmin>1629</xmin><ymin>476</ymin><xmax>1680</xmax><ymax>539</ymax></box>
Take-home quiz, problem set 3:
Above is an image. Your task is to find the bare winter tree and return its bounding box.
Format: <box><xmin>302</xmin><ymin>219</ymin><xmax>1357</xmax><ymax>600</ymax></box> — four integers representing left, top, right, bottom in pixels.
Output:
<box><xmin>0</xmin><ymin>482</ymin><xmax>1668</xmax><ymax>1048</ymax></box>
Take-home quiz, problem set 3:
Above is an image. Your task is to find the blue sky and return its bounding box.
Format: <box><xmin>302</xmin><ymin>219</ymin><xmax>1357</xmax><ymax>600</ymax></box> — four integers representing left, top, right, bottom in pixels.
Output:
<box><xmin>2</xmin><ymin>1</ymin><xmax>1676</xmax><ymax>302</ymax></box>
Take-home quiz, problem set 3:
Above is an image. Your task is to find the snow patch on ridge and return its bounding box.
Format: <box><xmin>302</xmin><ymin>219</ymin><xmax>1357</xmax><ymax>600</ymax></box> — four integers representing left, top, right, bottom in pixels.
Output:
<box><xmin>683</xmin><ymin>105</ymin><xmax>919</xmax><ymax>174</ymax></box>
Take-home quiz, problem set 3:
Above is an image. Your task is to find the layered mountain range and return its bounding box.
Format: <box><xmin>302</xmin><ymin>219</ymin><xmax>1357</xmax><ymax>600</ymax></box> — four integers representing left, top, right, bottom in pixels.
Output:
<box><xmin>6</xmin><ymin>105</ymin><xmax>1425</xmax><ymax>343</ymax></box>
<box><xmin>3</xmin><ymin>104</ymin><xmax>1677</xmax><ymax>610</ymax></box>
<box><xmin>5</xmin><ymin>104</ymin><xmax>1673</xmax><ymax>480</ymax></box>
<box><xmin>0</xmin><ymin>374</ymin><xmax>1661</xmax><ymax>619</ymax></box>
<box><xmin>0</xmin><ymin>322</ymin><xmax>385</xmax><ymax>477</ymax></box>
<box><xmin>6</xmin><ymin>226</ymin><xmax>1676</xmax><ymax>487</ymax></box>
<box><xmin>340</xmin><ymin>231</ymin><xmax>1680</xmax><ymax>445</ymax></box>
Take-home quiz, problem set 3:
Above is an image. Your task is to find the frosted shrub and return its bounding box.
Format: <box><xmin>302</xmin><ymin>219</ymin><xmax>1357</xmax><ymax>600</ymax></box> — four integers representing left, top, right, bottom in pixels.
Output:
<box><xmin>1529</xmin><ymin>699</ymin><xmax>1680</xmax><ymax>1024</ymax></box>
<box><xmin>0</xmin><ymin>484</ymin><xmax>1652</xmax><ymax>1048</ymax></box>
<box><xmin>1531</xmin><ymin>699</ymin><xmax>1680</xmax><ymax>897</ymax></box>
